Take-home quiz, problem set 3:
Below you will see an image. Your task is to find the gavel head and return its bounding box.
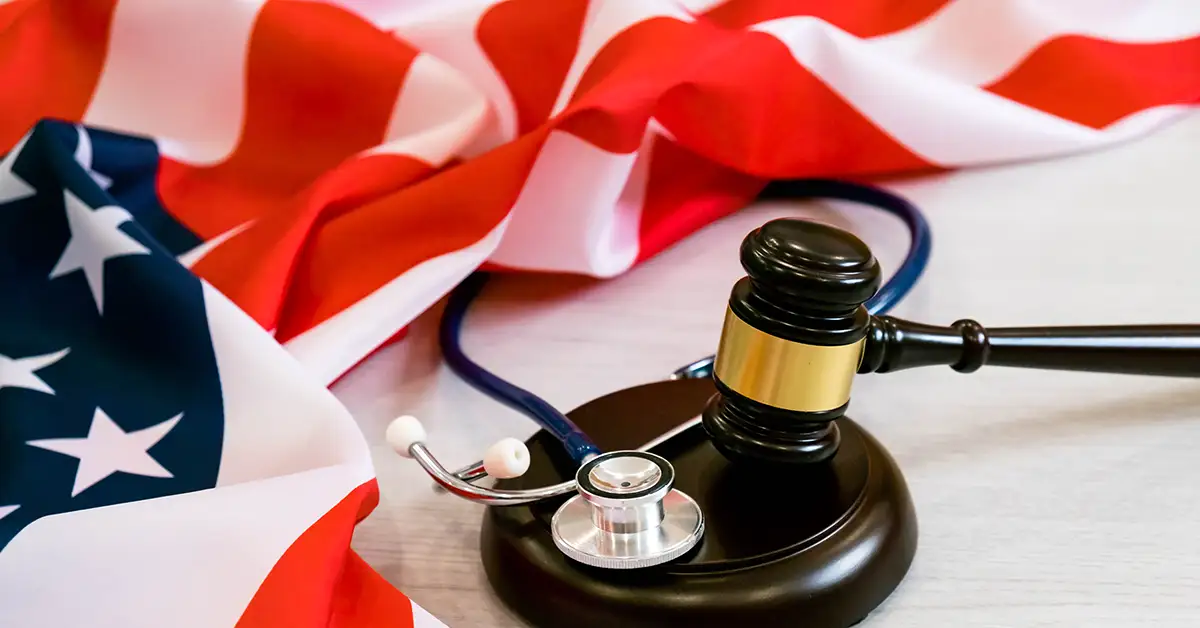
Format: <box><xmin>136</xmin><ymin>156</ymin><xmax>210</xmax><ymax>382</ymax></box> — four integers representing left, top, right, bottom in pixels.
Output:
<box><xmin>702</xmin><ymin>218</ymin><xmax>881</xmax><ymax>465</ymax></box>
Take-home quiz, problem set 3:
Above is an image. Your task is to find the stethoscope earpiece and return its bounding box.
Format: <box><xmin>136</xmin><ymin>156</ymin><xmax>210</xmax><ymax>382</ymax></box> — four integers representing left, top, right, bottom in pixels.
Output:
<box><xmin>482</xmin><ymin>437</ymin><xmax>531</xmax><ymax>479</ymax></box>
<box><xmin>387</xmin><ymin>416</ymin><xmax>704</xmax><ymax>569</ymax></box>
<box><xmin>386</xmin><ymin>415</ymin><xmax>427</xmax><ymax>459</ymax></box>
<box><xmin>388</xmin><ymin>181</ymin><xmax>935</xmax><ymax>572</ymax></box>
<box><xmin>391</xmin><ymin>197</ymin><xmax>1200</xmax><ymax>580</ymax></box>
<box><xmin>388</xmin><ymin>415</ymin><xmax>532</xmax><ymax>480</ymax></box>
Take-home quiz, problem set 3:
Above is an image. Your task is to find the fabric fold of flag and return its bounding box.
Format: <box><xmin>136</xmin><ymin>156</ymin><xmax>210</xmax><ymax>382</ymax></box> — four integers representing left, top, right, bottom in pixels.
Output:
<box><xmin>2</xmin><ymin>0</ymin><xmax>1196</xmax><ymax>386</ymax></box>
<box><xmin>0</xmin><ymin>120</ymin><xmax>440</xmax><ymax>627</ymax></box>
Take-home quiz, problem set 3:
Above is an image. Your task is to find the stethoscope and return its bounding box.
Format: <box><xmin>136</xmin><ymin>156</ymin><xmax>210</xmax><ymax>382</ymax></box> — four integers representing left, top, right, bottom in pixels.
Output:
<box><xmin>387</xmin><ymin>179</ymin><xmax>933</xmax><ymax>570</ymax></box>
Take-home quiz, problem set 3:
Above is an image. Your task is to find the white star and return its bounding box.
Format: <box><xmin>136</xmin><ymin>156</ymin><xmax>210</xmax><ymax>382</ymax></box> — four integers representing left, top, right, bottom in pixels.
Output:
<box><xmin>0</xmin><ymin>130</ymin><xmax>35</xmax><ymax>205</ymax></box>
<box><xmin>0</xmin><ymin>348</ymin><xmax>70</xmax><ymax>395</ymax></box>
<box><xmin>27</xmin><ymin>408</ymin><xmax>182</xmax><ymax>497</ymax></box>
<box><xmin>74</xmin><ymin>126</ymin><xmax>112</xmax><ymax>190</ymax></box>
<box><xmin>0</xmin><ymin>505</ymin><xmax>18</xmax><ymax>521</ymax></box>
<box><xmin>49</xmin><ymin>189</ymin><xmax>150</xmax><ymax>314</ymax></box>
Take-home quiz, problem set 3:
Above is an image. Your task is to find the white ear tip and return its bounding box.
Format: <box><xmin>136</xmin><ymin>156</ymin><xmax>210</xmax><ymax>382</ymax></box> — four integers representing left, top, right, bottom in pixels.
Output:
<box><xmin>386</xmin><ymin>415</ymin><xmax>427</xmax><ymax>458</ymax></box>
<box><xmin>483</xmin><ymin>438</ymin><xmax>531</xmax><ymax>479</ymax></box>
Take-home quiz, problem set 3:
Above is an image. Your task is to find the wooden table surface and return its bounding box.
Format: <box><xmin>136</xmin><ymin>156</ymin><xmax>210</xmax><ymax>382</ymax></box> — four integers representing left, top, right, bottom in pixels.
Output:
<box><xmin>334</xmin><ymin>109</ymin><xmax>1200</xmax><ymax>627</ymax></box>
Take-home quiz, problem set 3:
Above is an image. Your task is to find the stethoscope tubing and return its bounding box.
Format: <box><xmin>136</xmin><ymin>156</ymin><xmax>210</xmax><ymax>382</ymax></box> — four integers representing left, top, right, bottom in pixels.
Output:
<box><xmin>422</xmin><ymin>416</ymin><xmax>706</xmax><ymax>503</ymax></box>
<box><xmin>438</xmin><ymin>178</ymin><xmax>932</xmax><ymax>469</ymax></box>
<box><xmin>439</xmin><ymin>271</ymin><xmax>601</xmax><ymax>464</ymax></box>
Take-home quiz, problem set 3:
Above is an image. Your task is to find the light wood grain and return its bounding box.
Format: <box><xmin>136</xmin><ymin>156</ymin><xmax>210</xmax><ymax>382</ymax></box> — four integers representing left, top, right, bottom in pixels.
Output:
<box><xmin>335</xmin><ymin>110</ymin><xmax>1200</xmax><ymax>627</ymax></box>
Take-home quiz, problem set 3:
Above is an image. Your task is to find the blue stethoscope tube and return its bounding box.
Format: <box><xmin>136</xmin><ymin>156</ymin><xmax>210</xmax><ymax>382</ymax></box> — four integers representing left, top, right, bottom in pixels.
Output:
<box><xmin>438</xmin><ymin>179</ymin><xmax>932</xmax><ymax>466</ymax></box>
<box><xmin>439</xmin><ymin>272</ymin><xmax>603</xmax><ymax>463</ymax></box>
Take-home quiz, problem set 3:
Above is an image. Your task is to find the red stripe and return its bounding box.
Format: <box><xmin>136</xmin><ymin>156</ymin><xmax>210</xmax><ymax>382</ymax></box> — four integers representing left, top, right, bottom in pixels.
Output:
<box><xmin>268</xmin><ymin>12</ymin><xmax>940</xmax><ymax>339</ymax></box>
<box><xmin>158</xmin><ymin>0</ymin><xmax>415</xmax><ymax>239</ymax></box>
<box><xmin>556</xmin><ymin>17</ymin><xmax>711</xmax><ymax>154</ymax></box>
<box><xmin>553</xmin><ymin>18</ymin><xmax>931</xmax><ymax>178</ymax></box>
<box><xmin>327</xmin><ymin>552</ymin><xmax>419</xmax><ymax>628</ymax></box>
<box><xmin>0</xmin><ymin>0</ymin><xmax>116</xmax><ymax>151</ymax></box>
<box><xmin>154</xmin><ymin>0</ymin><xmax>422</xmax><ymax>329</ymax></box>
<box><xmin>236</xmin><ymin>480</ymin><xmax>417</xmax><ymax>628</ymax></box>
<box><xmin>187</xmin><ymin>153</ymin><xmax>432</xmax><ymax>331</ymax></box>
<box><xmin>700</xmin><ymin>0</ymin><xmax>951</xmax><ymax>36</ymax></box>
<box><xmin>986</xmin><ymin>36</ymin><xmax>1200</xmax><ymax>129</ymax></box>
<box><xmin>272</xmin><ymin>129</ymin><xmax>550</xmax><ymax>341</ymax></box>
<box><xmin>635</xmin><ymin>136</ymin><xmax>765</xmax><ymax>263</ymax></box>
<box><xmin>653</xmin><ymin>29</ymin><xmax>932</xmax><ymax>178</ymax></box>
<box><xmin>476</xmin><ymin>0</ymin><xmax>590</xmax><ymax>135</ymax></box>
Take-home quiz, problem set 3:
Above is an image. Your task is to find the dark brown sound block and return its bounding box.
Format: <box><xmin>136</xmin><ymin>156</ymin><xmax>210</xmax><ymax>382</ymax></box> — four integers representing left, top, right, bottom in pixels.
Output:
<box><xmin>481</xmin><ymin>377</ymin><xmax>918</xmax><ymax>628</ymax></box>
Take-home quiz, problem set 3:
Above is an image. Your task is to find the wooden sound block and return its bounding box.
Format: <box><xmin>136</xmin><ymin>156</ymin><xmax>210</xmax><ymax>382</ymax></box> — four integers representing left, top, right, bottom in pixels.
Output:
<box><xmin>480</xmin><ymin>378</ymin><xmax>918</xmax><ymax>628</ymax></box>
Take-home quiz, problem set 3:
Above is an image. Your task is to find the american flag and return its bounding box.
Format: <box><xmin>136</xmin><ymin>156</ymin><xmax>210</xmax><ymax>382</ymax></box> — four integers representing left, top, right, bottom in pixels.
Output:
<box><xmin>0</xmin><ymin>1</ymin><xmax>1196</xmax><ymax>626</ymax></box>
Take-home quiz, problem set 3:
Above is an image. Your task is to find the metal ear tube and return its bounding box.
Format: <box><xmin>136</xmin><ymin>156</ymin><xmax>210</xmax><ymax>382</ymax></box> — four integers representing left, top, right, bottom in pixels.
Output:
<box><xmin>387</xmin><ymin>415</ymin><xmax>575</xmax><ymax>506</ymax></box>
<box><xmin>388</xmin><ymin>210</ymin><xmax>1200</xmax><ymax>628</ymax></box>
<box><xmin>388</xmin><ymin>413</ymin><xmax>706</xmax><ymax>568</ymax></box>
<box><xmin>393</xmin><ymin>214</ymin><xmax>1200</xmax><ymax>531</ymax></box>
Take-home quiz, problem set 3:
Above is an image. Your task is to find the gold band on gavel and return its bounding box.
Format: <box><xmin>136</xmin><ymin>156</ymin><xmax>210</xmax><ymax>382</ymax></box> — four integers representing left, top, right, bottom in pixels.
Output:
<box><xmin>712</xmin><ymin>308</ymin><xmax>864</xmax><ymax>413</ymax></box>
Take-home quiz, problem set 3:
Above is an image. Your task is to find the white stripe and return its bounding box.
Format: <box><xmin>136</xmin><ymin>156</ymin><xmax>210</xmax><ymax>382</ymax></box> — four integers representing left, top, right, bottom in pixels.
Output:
<box><xmin>177</xmin><ymin>221</ymin><xmax>254</xmax><ymax>269</ymax></box>
<box><xmin>647</xmin><ymin>117</ymin><xmax>675</xmax><ymax>141</ymax></box>
<box><xmin>867</xmin><ymin>0</ymin><xmax>1200</xmax><ymax>86</ymax></box>
<box><xmin>201</xmin><ymin>282</ymin><xmax>373</xmax><ymax>486</ymax></box>
<box><xmin>486</xmin><ymin>128</ymin><xmax>648</xmax><ymax>278</ymax></box>
<box><xmin>0</xmin><ymin>280</ymin><xmax>375</xmax><ymax>626</ymax></box>
<box><xmin>550</xmin><ymin>0</ymin><xmax>694</xmax><ymax>116</ymax></box>
<box><xmin>0</xmin><ymin>464</ymin><xmax>366</xmax><ymax>628</ymax></box>
<box><xmin>388</xmin><ymin>1</ymin><xmax>519</xmax><ymax>159</ymax></box>
<box><xmin>412</xmin><ymin>599</ymin><xmax>447</xmax><ymax>627</ymax></box>
<box><xmin>83</xmin><ymin>0</ymin><xmax>264</xmax><ymax>165</ymax></box>
<box><xmin>324</xmin><ymin>0</ymin><xmax>449</xmax><ymax>26</ymax></box>
<box><xmin>675</xmin><ymin>0</ymin><xmax>728</xmax><ymax>13</ymax></box>
<box><xmin>365</xmin><ymin>53</ymin><xmax>490</xmax><ymax>164</ymax></box>
<box><xmin>284</xmin><ymin>215</ymin><xmax>512</xmax><ymax>386</ymax></box>
<box><xmin>753</xmin><ymin>17</ymin><xmax>1196</xmax><ymax>166</ymax></box>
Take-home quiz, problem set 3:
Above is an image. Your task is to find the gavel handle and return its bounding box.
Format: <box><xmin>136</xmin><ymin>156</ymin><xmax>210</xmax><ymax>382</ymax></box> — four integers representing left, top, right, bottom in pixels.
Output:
<box><xmin>859</xmin><ymin>316</ymin><xmax>1200</xmax><ymax>377</ymax></box>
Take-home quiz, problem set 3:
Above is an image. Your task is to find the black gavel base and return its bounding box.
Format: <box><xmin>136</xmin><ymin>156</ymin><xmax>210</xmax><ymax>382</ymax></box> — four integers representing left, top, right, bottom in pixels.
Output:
<box><xmin>482</xmin><ymin>377</ymin><xmax>917</xmax><ymax>628</ymax></box>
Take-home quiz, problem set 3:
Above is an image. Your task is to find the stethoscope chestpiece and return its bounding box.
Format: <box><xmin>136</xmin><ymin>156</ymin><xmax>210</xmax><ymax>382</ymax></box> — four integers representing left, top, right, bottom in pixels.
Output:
<box><xmin>551</xmin><ymin>450</ymin><xmax>704</xmax><ymax>570</ymax></box>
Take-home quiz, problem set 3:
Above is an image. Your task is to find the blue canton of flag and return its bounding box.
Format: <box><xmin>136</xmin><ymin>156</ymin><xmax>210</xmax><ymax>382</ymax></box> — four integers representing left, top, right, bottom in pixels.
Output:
<box><xmin>0</xmin><ymin>120</ymin><xmax>224</xmax><ymax>551</ymax></box>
